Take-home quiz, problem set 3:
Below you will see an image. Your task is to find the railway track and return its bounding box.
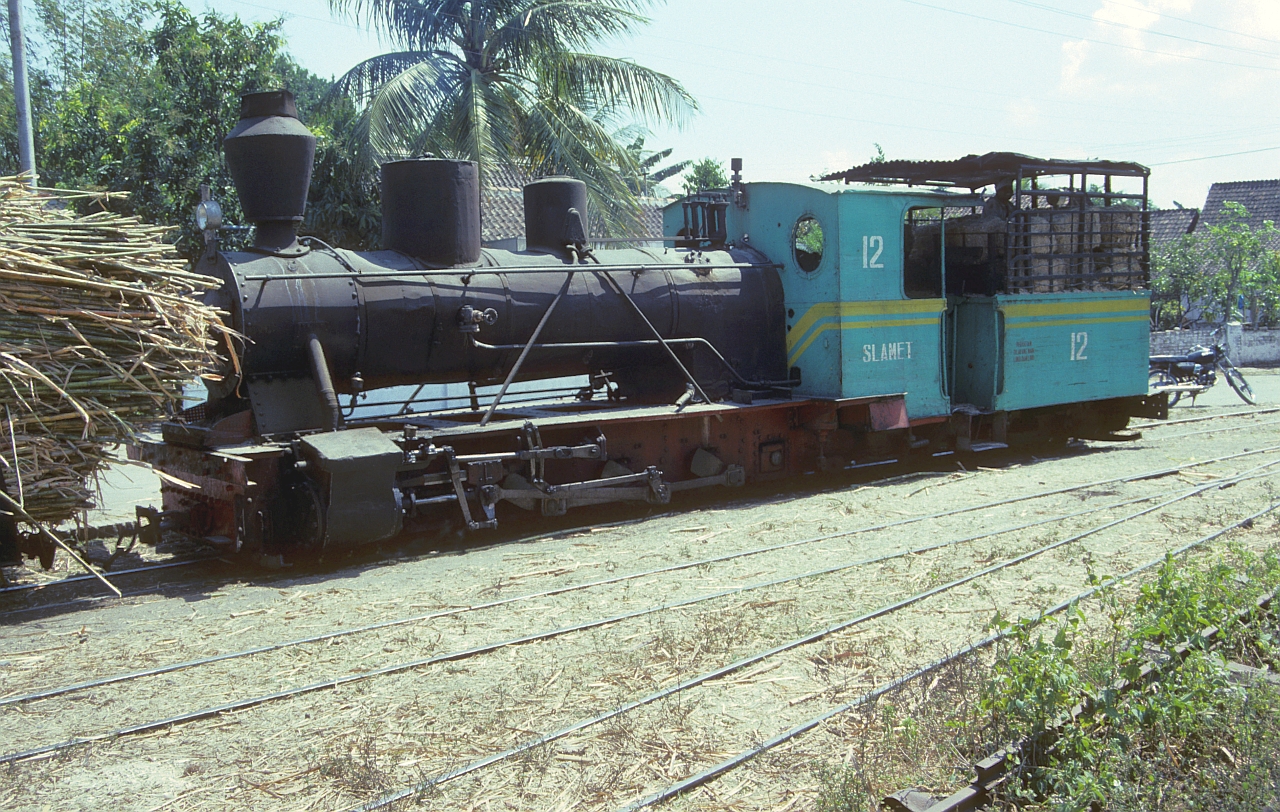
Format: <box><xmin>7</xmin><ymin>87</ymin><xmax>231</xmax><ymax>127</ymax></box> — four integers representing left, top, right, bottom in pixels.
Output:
<box><xmin>619</xmin><ymin>504</ymin><xmax>1280</xmax><ymax>812</ymax></box>
<box><xmin>4</xmin><ymin>418</ymin><xmax>1280</xmax><ymax>810</ymax></box>
<box><xmin>1131</xmin><ymin>405</ymin><xmax>1280</xmax><ymax>430</ymax></box>
<box><xmin>2</xmin><ymin>409</ymin><xmax>1276</xmax><ymax>618</ymax></box>
<box><xmin>340</xmin><ymin>465</ymin><xmax>1280</xmax><ymax>812</ymax></box>
<box><xmin>4</xmin><ymin>453</ymin><xmax>1279</xmax><ymax>812</ymax></box>
<box><xmin>5</xmin><ymin>444</ymin><xmax>1279</xmax><ymax>708</ymax></box>
<box><xmin>0</xmin><ymin>556</ymin><xmax>214</xmax><ymax>596</ymax></box>
<box><xmin>2</xmin><ymin>403</ymin><xmax>1275</xmax><ymax>618</ymax></box>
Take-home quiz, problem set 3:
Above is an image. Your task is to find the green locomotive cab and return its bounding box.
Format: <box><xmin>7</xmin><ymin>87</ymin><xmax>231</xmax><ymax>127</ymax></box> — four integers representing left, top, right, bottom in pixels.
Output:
<box><xmin>665</xmin><ymin>153</ymin><xmax>1165</xmax><ymax>451</ymax></box>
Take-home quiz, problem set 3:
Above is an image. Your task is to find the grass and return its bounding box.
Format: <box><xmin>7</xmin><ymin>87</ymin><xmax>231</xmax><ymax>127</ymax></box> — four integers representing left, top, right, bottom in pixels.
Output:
<box><xmin>810</xmin><ymin>540</ymin><xmax>1280</xmax><ymax>812</ymax></box>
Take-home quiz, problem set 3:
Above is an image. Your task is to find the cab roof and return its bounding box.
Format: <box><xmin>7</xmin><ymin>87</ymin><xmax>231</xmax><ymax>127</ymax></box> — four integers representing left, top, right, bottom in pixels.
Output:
<box><xmin>819</xmin><ymin>152</ymin><xmax>1150</xmax><ymax>190</ymax></box>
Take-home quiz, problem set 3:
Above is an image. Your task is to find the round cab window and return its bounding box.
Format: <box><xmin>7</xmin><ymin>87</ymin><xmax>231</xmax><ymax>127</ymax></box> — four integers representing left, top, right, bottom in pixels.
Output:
<box><xmin>793</xmin><ymin>216</ymin><xmax>824</xmax><ymax>272</ymax></box>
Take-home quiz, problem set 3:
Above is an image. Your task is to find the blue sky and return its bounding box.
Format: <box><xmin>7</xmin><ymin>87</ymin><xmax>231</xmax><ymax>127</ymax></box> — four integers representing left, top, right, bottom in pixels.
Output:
<box><xmin>206</xmin><ymin>0</ymin><xmax>1280</xmax><ymax>209</ymax></box>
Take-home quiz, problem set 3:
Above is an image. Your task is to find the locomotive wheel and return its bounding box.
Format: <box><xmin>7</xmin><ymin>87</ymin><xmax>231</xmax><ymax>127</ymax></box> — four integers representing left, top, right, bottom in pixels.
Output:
<box><xmin>1220</xmin><ymin>363</ymin><xmax>1256</xmax><ymax>405</ymax></box>
<box><xmin>1148</xmin><ymin>370</ymin><xmax>1180</xmax><ymax>406</ymax></box>
<box><xmin>265</xmin><ymin>481</ymin><xmax>325</xmax><ymax>553</ymax></box>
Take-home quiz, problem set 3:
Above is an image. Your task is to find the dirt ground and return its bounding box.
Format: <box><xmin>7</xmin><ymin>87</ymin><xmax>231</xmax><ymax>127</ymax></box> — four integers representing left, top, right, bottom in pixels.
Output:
<box><xmin>2</xmin><ymin>372</ymin><xmax>1279</xmax><ymax>812</ymax></box>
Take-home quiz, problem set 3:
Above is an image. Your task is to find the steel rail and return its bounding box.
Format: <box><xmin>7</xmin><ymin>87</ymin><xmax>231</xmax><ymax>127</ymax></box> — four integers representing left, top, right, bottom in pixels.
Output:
<box><xmin>0</xmin><ymin>488</ymin><xmax>1170</xmax><ymax>707</ymax></box>
<box><xmin>0</xmin><ymin>475</ymin><xmax>932</xmax><ymax>624</ymax></box>
<box><xmin>3</xmin><ymin>420</ymin><xmax>1274</xmax><ymax>616</ymax></box>
<box><xmin>347</xmin><ymin>465</ymin><xmax>1280</xmax><ymax>812</ymax></box>
<box><xmin>1133</xmin><ymin>406</ymin><xmax>1280</xmax><ymax>429</ymax></box>
<box><xmin>616</xmin><ymin>500</ymin><xmax>1280</xmax><ymax>812</ymax></box>
<box><xmin>7</xmin><ymin>446</ymin><xmax>1276</xmax><ymax>706</ymax></box>
<box><xmin>1156</xmin><ymin>416</ymin><xmax>1280</xmax><ymax>441</ymax></box>
<box><xmin>917</xmin><ymin>584</ymin><xmax>1279</xmax><ymax>812</ymax></box>
<box><xmin>0</xmin><ymin>556</ymin><xmax>213</xmax><ymax>595</ymax></box>
<box><xmin>8</xmin><ymin>463</ymin><xmax>1272</xmax><ymax>767</ymax></box>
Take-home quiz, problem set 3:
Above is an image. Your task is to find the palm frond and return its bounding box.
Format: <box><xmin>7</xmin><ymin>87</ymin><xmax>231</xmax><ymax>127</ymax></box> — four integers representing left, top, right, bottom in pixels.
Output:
<box><xmin>521</xmin><ymin>94</ymin><xmax>644</xmax><ymax>235</ymax></box>
<box><xmin>328</xmin><ymin>51</ymin><xmax>437</xmax><ymax>105</ymax></box>
<box><xmin>646</xmin><ymin>159</ymin><xmax>688</xmax><ymax>185</ymax></box>
<box><xmin>543</xmin><ymin>52</ymin><xmax>697</xmax><ymax>127</ymax></box>
<box><xmin>364</xmin><ymin>60</ymin><xmax>456</xmax><ymax>161</ymax></box>
<box><xmin>489</xmin><ymin>0</ymin><xmax>651</xmax><ymax>59</ymax></box>
<box><xmin>330</xmin><ymin>0</ymin><xmax>475</xmax><ymax>50</ymax></box>
<box><xmin>326</xmin><ymin>0</ymin><xmax>696</xmax><ymax>232</ymax></box>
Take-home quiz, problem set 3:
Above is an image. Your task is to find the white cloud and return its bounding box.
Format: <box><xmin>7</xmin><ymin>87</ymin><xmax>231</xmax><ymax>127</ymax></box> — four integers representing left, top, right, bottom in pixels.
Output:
<box><xmin>1059</xmin><ymin>0</ymin><xmax>1216</xmax><ymax>94</ymax></box>
<box><xmin>816</xmin><ymin>149</ymin><xmax>857</xmax><ymax>177</ymax></box>
<box><xmin>1060</xmin><ymin>39</ymin><xmax>1093</xmax><ymax>90</ymax></box>
<box><xmin>1229</xmin><ymin>0</ymin><xmax>1280</xmax><ymax>40</ymax></box>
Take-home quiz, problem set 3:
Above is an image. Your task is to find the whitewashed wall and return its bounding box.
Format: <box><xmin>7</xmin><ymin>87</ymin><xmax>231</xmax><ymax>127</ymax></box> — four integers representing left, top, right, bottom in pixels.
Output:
<box><xmin>1150</xmin><ymin>323</ymin><xmax>1280</xmax><ymax>366</ymax></box>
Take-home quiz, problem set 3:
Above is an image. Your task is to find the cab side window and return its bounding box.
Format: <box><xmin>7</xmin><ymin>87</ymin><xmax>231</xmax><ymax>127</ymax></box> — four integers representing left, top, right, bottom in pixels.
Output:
<box><xmin>903</xmin><ymin>207</ymin><xmax>943</xmax><ymax>299</ymax></box>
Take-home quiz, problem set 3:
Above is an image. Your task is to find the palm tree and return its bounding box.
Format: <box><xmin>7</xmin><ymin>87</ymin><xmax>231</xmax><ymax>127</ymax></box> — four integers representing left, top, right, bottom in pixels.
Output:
<box><xmin>622</xmin><ymin>134</ymin><xmax>690</xmax><ymax>196</ymax></box>
<box><xmin>328</xmin><ymin>0</ymin><xmax>696</xmax><ymax>234</ymax></box>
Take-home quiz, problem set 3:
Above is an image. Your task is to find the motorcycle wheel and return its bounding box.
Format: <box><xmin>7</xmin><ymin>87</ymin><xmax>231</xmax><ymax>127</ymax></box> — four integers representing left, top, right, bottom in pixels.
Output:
<box><xmin>1220</xmin><ymin>362</ymin><xmax>1257</xmax><ymax>405</ymax></box>
<box><xmin>1148</xmin><ymin>369</ymin><xmax>1181</xmax><ymax>406</ymax></box>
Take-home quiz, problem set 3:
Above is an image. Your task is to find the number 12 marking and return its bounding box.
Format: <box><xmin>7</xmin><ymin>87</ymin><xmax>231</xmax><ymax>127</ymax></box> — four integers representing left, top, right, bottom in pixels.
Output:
<box><xmin>1070</xmin><ymin>331</ymin><xmax>1089</xmax><ymax>361</ymax></box>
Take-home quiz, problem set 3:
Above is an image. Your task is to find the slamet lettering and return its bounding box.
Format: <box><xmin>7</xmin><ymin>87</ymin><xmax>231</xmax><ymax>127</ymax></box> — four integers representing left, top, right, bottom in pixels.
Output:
<box><xmin>862</xmin><ymin>341</ymin><xmax>913</xmax><ymax>362</ymax></box>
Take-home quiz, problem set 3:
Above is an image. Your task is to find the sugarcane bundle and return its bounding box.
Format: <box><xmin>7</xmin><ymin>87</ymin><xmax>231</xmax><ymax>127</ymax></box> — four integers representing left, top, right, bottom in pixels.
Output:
<box><xmin>0</xmin><ymin>176</ymin><xmax>225</xmax><ymax>525</ymax></box>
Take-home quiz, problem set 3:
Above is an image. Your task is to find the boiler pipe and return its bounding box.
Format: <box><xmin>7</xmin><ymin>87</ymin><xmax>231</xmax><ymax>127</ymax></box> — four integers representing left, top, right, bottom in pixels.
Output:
<box><xmin>307</xmin><ymin>334</ymin><xmax>341</xmax><ymax>431</ymax></box>
<box><xmin>241</xmin><ymin>262</ymin><xmax>780</xmax><ymax>282</ymax></box>
<box><xmin>470</xmin><ymin>337</ymin><xmax>796</xmax><ymax>390</ymax></box>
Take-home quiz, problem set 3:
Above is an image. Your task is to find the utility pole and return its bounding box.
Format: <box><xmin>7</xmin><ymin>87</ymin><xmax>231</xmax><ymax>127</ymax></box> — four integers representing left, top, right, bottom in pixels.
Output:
<box><xmin>7</xmin><ymin>0</ymin><xmax>36</xmax><ymax>188</ymax></box>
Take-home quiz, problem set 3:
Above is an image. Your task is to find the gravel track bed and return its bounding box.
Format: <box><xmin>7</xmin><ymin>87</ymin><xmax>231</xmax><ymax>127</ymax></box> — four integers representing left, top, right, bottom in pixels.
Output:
<box><xmin>1</xmin><ymin>404</ymin><xmax>1279</xmax><ymax>810</ymax></box>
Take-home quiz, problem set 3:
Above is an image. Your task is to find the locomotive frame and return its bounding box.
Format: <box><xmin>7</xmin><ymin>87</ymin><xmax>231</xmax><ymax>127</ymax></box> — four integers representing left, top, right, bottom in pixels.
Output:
<box><xmin>129</xmin><ymin>93</ymin><xmax>1167</xmax><ymax>560</ymax></box>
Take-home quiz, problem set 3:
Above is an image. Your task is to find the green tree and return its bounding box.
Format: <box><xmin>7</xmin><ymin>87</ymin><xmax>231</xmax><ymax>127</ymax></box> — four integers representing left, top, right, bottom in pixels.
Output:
<box><xmin>1149</xmin><ymin>233</ymin><xmax>1209</xmax><ymax>329</ymax></box>
<box><xmin>327</xmin><ymin>0</ymin><xmax>696</xmax><ymax>235</ymax></box>
<box><xmin>1202</xmin><ymin>202</ymin><xmax>1278</xmax><ymax>325</ymax></box>
<box><xmin>681</xmin><ymin>157</ymin><xmax>727</xmax><ymax>194</ymax></box>
<box><xmin>622</xmin><ymin>134</ymin><xmax>688</xmax><ymax>196</ymax></box>
<box><xmin>1150</xmin><ymin>203</ymin><xmax>1280</xmax><ymax>328</ymax></box>
<box><xmin>1257</xmin><ymin>250</ymin><xmax>1280</xmax><ymax>327</ymax></box>
<box><xmin>795</xmin><ymin>217</ymin><xmax>823</xmax><ymax>254</ymax></box>
<box><xmin>0</xmin><ymin>0</ymin><xmax>377</xmax><ymax>256</ymax></box>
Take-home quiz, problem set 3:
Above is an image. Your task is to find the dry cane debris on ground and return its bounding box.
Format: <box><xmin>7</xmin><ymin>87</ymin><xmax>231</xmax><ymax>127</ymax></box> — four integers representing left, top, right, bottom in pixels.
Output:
<box><xmin>0</xmin><ymin>176</ymin><xmax>225</xmax><ymax>525</ymax></box>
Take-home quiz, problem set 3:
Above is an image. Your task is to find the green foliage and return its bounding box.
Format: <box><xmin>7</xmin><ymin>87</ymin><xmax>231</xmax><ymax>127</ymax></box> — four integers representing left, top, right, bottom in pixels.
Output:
<box><xmin>622</xmin><ymin>134</ymin><xmax>688</xmax><ymax>196</ymax></box>
<box><xmin>812</xmin><ymin>761</ymin><xmax>872</xmax><ymax>812</ymax></box>
<box><xmin>1153</xmin><ymin>202</ymin><xmax>1280</xmax><ymax>327</ymax></box>
<box><xmin>281</xmin><ymin>59</ymin><xmax>382</xmax><ymax>249</ymax></box>
<box><xmin>328</xmin><ymin>0</ymin><xmax>697</xmax><ymax>237</ymax></box>
<box><xmin>1202</xmin><ymin>202</ymin><xmax>1280</xmax><ymax>326</ymax></box>
<box><xmin>1150</xmin><ymin>232</ymin><xmax>1210</xmax><ymax>329</ymax></box>
<box><xmin>979</xmin><ymin>550</ymin><xmax>1280</xmax><ymax>810</ymax></box>
<box><xmin>0</xmin><ymin>0</ymin><xmax>378</xmax><ymax>256</ymax></box>
<box><xmin>681</xmin><ymin>157</ymin><xmax>728</xmax><ymax>194</ymax></box>
<box><xmin>795</xmin><ymin>217</ymin><xmax>824</xmax><ymax>255</ymax></box>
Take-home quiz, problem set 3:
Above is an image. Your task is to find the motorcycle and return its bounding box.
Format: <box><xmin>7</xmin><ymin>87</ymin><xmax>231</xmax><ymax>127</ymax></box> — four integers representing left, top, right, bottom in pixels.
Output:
<box><xmin>1149</xmin><ymin>329</ymin><xmax>1256</xmax><ymax>406</ymax></box>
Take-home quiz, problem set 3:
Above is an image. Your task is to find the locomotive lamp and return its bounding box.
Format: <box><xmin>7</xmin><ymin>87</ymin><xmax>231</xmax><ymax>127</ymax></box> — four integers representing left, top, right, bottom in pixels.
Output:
<box><xmin>195</xmin><ymin>183</ymin><xmax>222</xmax><ymax>251</ymax></box>
<box><xmin>195</xmin><ymin>199</ymin><xmax>222</xmax><ymax>233</ymax></box>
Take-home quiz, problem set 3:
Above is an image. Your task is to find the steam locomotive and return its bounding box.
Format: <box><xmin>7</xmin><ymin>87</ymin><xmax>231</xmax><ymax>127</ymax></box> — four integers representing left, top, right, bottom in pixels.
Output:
<box><xmin>130</xmin><ymin>90</ymin><xmax>1166</xmax><ymax>558</ymax></box>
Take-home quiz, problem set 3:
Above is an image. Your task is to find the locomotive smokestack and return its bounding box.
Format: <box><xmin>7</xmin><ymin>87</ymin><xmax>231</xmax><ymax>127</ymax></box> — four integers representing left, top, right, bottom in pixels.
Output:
<box><xmin>223</xmin><ymin>90</ymin><xmax>316</xmax><ymax>255</ymax></box>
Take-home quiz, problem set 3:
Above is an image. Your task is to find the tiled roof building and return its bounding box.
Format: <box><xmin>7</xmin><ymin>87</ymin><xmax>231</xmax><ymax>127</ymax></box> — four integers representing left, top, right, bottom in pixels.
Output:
<box><xmin>1200</xmin><ymin>179</ymin><xmax>1280</xmax><ymax>250</ymax></box>
<box><xmin>480</xmin><ymin>164</ymin><xmax>668</xmax><ymax>247</ymax></box>
<box><xmin>1148</xmin><ymin>208</ymin><xmax>1199</xmax><ymax>247</ymax></box>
